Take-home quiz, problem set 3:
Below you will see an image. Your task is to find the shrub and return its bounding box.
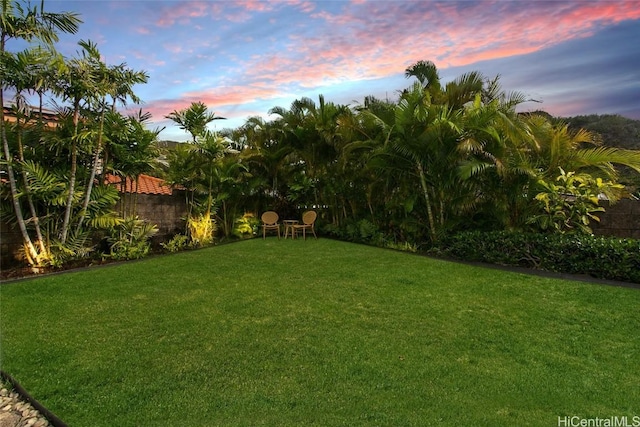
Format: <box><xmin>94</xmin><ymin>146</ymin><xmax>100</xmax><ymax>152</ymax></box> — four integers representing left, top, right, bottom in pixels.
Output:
<box><xmin>187</xmin><ymin>214</ymin><xmax>215</xmax><ymax>247</ymax></box>
<box><xmin>528</xmin><ymin>168</ymin><xmax>623</xmax><ymax>234</ymax></box>
<box><xmin>108</xmin><ymin>217</ymin><xmax>158</xmax><ymax>260</ymax></box>
<box><xmin>232</xmin><ymin>213</ymin><xmax>259</xmax><ymax>239</ymax></box>
<box><xmin>161</xmin><ymin>234</ymin><xmax>190</xmax><ymax>253</ymax></box>
<box><xmin>432</xmin><ymin>231</ymin><xmax>640</xmax><ymax>283</ymax></box>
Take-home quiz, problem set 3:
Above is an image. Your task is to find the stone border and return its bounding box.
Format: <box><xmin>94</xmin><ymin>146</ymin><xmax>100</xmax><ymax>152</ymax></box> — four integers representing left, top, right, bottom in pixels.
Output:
<box><xmin>0</xmin><ymin>371</ymin><xmax>66</xmax><ymax>427</ymax></box>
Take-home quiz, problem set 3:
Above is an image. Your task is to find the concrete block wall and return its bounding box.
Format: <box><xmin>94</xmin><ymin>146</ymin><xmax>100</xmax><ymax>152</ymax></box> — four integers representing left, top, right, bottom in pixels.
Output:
<box><xmin>117</xmin><ymin>191</ymin><xmax>188</xmax><ymax>239</ymax></box>
<box><xmin>0</xmin><ymin>220</ymin><xmax>23</xmax><ymax>269</ymax></box>
<box><xmin>1</xmin><ymin>191</ymin><xmax>189</xmax><ymax>269</ymax></box>
<box><xmin>1</xmin><ymin>196</ymin><xmax>638</xmax><ymax>269</ymax></box>
<box><xmin>592</xmin><ymin>199</ymin><xmax>640</xmax><ymax>239</ymax></box>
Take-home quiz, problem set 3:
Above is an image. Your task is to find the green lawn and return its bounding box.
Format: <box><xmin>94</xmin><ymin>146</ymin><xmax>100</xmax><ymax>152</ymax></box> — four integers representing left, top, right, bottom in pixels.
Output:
<box><xmin>1</xmin><ymin>238</ymin><xmax>638</xmax><ymax>426</ymax></box>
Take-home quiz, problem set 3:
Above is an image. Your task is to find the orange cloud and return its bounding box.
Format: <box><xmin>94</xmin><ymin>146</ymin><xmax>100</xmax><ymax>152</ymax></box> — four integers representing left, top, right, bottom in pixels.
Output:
<box><xmin>138</xmin><ymin>84</ymin><xmax>286</xmax><ymax>121</ymax></box>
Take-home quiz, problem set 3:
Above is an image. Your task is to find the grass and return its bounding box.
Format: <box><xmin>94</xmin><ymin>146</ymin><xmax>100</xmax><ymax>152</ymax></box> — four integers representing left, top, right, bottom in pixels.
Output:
<box><xmin>1</xmin><ymin>238</ymin><xmax>639</xmax><ymax>426</ymax></box>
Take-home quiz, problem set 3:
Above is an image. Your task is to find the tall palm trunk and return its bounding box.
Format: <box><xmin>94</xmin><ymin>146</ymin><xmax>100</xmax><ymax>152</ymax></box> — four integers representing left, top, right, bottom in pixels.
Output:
<box><xmin>76</xmin><ymin>99</ymin><xmax>106</xmax><ymax>234</ymax></box>
<box><xmin>417</xmin><ymin>163</ymin><xmax>437</xmax><ymax>242</ymax></box>
<box><xmin>14</xmin><ymin>112</ymin><xmax>48</xmax><ymax>254</ymax></box>
<box><xmin>0</xmin><ymin>91</ymin><xmax>40</xmax><ymax>262</ymax></box>
<box><xmin>0</xmin><ymin>30</ymin><xmax>41</xmax><ymax>263</ymax></box>
<box><xmin>60</xmin><ymin>99</ymin><xmax>80</xmax><ymax>243</ymax></box>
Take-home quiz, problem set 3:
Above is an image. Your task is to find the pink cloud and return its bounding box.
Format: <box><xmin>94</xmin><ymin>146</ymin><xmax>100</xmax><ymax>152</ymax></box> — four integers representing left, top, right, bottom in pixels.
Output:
<box><xmin>285</xmin><ymin>0</ymin><xmax>316</xmax><ymax>14</ymax></box>
<box><xmin>131</xmin><ymin>0</ymin><xmax>639</xmax><ymax>128</ymax></box>
<box><xmin>225</xmin><ymin>10</ymin><xmax>252</xmax><ymax>23</ymax></box>
<box><xmin>155</xmin><ymin>1</ymin><xmax>217</xmax><ymax>27</ymax></box>
<box><xmin>163</xmin><ymin>43</ymin><xmax>183</xmax><ymax>54</ymax></box>
<box><xmin>139</xmin><ymin>84</ymin><xmax>285</xmax><ymax>122</ymax></box>
<box><xmin>238</xmin><ymin>0</ymin><xmax>276</xmax><ymax>12</ymax></box>
<box><xmin>244</xmin><ymin>0</ymin><xmax>640</xmax><ymax>91</ymax></box>
<box><xmin>130</xmin><ymin>49</ymin><xmax>166</xmax><ymax>67</ymax></box>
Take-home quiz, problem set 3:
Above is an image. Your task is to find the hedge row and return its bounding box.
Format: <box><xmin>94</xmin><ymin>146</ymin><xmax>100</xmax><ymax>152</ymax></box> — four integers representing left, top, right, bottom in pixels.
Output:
<box><xmin>431</xmin><ymin>231</ymin><xmax>640</xmax><ymax>284</ymax></box>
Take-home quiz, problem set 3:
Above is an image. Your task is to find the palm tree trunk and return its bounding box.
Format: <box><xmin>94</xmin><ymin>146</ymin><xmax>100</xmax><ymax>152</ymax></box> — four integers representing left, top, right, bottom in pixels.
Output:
<box><xmin>60</xmin><ymin>100</ymin><xmax>80</xmax><ymax>243</ymax></box>
<box><xmin>76</xmin><ymin>102</ymin><xmax>106</xmax><ymax>234</ymax></box>
<box><xmin>15</xmin><ymin>114</ymin><xmax>48</xmax><ymax>254</ymax></box>
<box><xmin>133</xmin><ymin>176</ymin><xmax>140</xmax><ymax>217</ymax></box>
<box><xmin>417</xmin><ymin>163</ymin><xmax>437</xmax><ymax>242</ymax></box>
<box><xmin>1</xmin><ymin>104</ymin><xmax>39</xmax><ymax>262</ymax></box>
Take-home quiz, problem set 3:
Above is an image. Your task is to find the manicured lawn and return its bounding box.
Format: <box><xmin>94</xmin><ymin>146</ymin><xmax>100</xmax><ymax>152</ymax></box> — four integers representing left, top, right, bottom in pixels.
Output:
<box><xmin>1</xmin><ymin>238</ymin><xmax>638</xmax><ymax>426</ymax></box>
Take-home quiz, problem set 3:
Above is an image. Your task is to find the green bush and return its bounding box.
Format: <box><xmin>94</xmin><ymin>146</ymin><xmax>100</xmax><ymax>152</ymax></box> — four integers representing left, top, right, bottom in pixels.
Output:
<box><xmin>161</xmin><ymin>234</ymin><xmax>190</xmax><ymax>253</ymax></box>
<box><xmin>432</xmin><ymin>231</ymin><xmax>640</xmax><ymax>283</ymax></box>
<box><xmin>108</xmin><ymin>216</ymin><xmax>158</xmax><ymax>260</ymax></box>
<box><xmin>232</xmin><ymin>213</ymin><xmax>260</xmax><ymax>239</ymax></box>
<box><xmin>528</xmin><ymin>168</ymin><xmax>622</xmax><ymax>234</ymax></box>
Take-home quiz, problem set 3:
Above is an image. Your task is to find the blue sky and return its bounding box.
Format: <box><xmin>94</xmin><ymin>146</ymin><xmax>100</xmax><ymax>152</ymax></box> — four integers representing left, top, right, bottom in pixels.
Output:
<box><xmin>11</xmin><ymin>0</ymin><xmax>640</xmax><ymax>141</ymax></box>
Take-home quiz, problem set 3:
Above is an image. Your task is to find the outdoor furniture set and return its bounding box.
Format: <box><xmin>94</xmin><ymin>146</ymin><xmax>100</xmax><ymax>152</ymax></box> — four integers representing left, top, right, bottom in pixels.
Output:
<box><xmin>261</xmin><ymin>210</ymin><xmax>318</xmax><ymax>240</ymax></box>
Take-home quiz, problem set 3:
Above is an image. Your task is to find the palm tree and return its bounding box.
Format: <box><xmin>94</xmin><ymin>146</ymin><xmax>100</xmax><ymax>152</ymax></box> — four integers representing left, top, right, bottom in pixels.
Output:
<box><xmin>163</xmin><ymin>142</ymin><xmax>200</xmax><ymax>224</ymax></box>
<box><xmin>364</xmin><ymin>80</ymin><xmax>465</xmax><ymax>242</ymax></box>
<box><xmin>192</xmin><ymin>130</ymin><xmax>226</xmax><ymax>219</ymax></box>
<box><xmin>3</xmin><ymin>47</ymin><xmax>53</xmax><ymax>256</ymax></box>
<box><xmin>527</xmin><ymin>115</ymin><xmax>640</xmax><ymax>181</ymax></box>
<box><xmin>1</xmin><ymin>0</ymin><xmax>81</xmax><ymax>264</ymax></box>
<box><xmin>209</xmin><ymin>153</ymin><xmax>248</xmax><ymax>238</ymax></box>
<box><xmin>165</xmin><ymin>101</ymin><xmax>225</xmax><ymax>143</ymax></box>
<box><xmin>109</xmin><ymin>110</ymin><xmax>161</xmax><ymax>217</ymax></box>
<box><xmin>53</xmin><ymin>39</ymin><xmax>102</xmax><ymax>243</ymax></box>
<box><xmin>232</xmin><ymin>116</ymin><xmax>295</xmax><ymax>215</ymax></box>
<box><xmin>75</xmin><ymin>59</ymin><xmax>149</xmax><ymax>234</ymax></box>
<box><xmin>456</xmin><ymin>94</ymin><xmax>537</xmax><ymax>229</ymax></box>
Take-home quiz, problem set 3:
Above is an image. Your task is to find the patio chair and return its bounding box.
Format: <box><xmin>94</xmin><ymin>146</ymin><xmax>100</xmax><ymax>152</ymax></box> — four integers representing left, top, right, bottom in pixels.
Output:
<box><xmin>292</xmin><ymin>210</ymin><xmax>317</xmax><ymax>240</ymax></box>
<box><xmin>261</xmin><ymin>211</ymin><xmax>281</xmax><ymax>239</ymax></box>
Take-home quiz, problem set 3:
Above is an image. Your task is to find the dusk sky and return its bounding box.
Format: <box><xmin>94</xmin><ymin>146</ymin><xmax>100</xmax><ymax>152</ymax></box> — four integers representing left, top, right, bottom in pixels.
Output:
<box><xmin>13</xmin><ymin>0</ymin><xmax>640</xmax><ymax>142</ymax></box>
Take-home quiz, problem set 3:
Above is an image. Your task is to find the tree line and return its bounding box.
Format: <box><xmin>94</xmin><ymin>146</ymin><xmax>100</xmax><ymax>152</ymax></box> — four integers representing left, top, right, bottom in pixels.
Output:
<box><xmin>3</xmin><ymin>0</ymin><xmax>640</xmax><ymax>268</ymax></box>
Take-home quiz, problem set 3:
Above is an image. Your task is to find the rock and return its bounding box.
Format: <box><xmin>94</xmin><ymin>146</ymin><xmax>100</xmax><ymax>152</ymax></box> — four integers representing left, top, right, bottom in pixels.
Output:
<box><xmin>33</xmin><ymin>418</ymin><xmax>49</xmax><ymax>427</ymax></box>
<box><xmin>0</xmin><ymin>381</ymin><xmax>51</xmax><ymax>427</ymax></box>
<box><xmin>0</xmin><ymin>411</ymin><xmax>21</xmax><ymax>427</ymax></box>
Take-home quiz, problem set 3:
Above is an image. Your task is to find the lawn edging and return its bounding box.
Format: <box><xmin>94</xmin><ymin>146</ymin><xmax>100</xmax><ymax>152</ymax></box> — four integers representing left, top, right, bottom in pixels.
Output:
<box><xmin>0</xmin><ymin>370</ymin><xmax>67</xmax><ymax>426</ymax></box>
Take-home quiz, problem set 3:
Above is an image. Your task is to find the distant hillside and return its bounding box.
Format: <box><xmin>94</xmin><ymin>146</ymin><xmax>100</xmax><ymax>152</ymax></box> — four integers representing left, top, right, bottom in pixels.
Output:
<box><xmin>561</xmin><ymin>114</ymin><xmax>640</xmax><ymax>150</ymax></box>
<box><xmin>559</xmin><ymin>114</ymin><xmax>640</xmax><ymax>195</ymax></box>
<box><xmin>157</xmin><ymin>140</ymin><xmax>183</xmax><ymax>150</ymax></box>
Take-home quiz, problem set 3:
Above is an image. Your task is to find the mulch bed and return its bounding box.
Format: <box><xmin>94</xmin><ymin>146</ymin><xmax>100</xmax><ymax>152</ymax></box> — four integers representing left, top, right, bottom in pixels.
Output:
<box><xmin>0</xmin><ymin>258</ymin><xmax>120</xmax><ymax>282</ymax></box>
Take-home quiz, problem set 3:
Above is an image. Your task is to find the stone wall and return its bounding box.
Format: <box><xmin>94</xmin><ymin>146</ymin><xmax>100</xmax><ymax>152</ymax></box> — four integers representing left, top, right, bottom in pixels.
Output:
<box><xmin>0</xmin><ymin>220</ymin><xmax>23</xmax><ymax>269</ymax></box>
<box><xmin>0</xmin><ymin>191</ymin><xmax>188</xmax><ymax>269</ymax></box>
<box><xmin>117</xmin><ymin>191</ymin><xmax>188</xmax><ymax>241</ymax></box>
<box><xmin>592</xmin><ymin>199</ymin><xmax>640</xmax><ymax>239</ymax></box>
<box><xmin>2</xmin><ymin>194</ymin><xmax>638</xmax><ymax>268</ymax></box>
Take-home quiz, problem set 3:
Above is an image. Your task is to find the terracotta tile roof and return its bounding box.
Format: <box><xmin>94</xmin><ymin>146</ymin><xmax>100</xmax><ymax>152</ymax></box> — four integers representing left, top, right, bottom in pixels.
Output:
<box><xmin>105</xmin><ymin>174</ymin><xmax>174</xmax><ymax>195</ymax></box>
<box><xmin>3</xmin><ymin>106</ymin><xmax>58</xmax><ymax>127</ymax></box>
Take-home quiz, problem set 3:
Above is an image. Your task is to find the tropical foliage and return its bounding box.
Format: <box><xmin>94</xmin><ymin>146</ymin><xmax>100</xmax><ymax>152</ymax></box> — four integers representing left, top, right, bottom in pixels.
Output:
<box><xmin>217</xmin><ymin>61</ymin><xmax>640</xmax><ymax>249</ymax></box>
<box><xmin>3</xmin><ymin>0</ymin><xmax>640</xmax><ymax>271</ymax></box>
<box><xmin>1</xmin><ymin>0</ymin><xmax>158</xmax><ymax>266</ymax></box>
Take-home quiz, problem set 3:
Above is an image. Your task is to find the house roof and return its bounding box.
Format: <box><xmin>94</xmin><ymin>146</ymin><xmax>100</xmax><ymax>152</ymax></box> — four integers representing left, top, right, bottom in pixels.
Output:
<box><xmin>105</xmin><ymin>174</ymin><xmax>174</xmax><ymax>196</ymax></box>
<box><xmin>2</xmin><ymin>106</ymin><xmax>58</xmax><ymax>127</ymax></box>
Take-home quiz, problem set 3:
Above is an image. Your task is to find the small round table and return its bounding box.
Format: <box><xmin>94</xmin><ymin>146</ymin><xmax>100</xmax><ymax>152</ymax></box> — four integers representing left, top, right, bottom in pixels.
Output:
<box><xmin>283</xmin><ymin>220</ymin><xmax>299</xmax><ymax>239</ymax></box>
